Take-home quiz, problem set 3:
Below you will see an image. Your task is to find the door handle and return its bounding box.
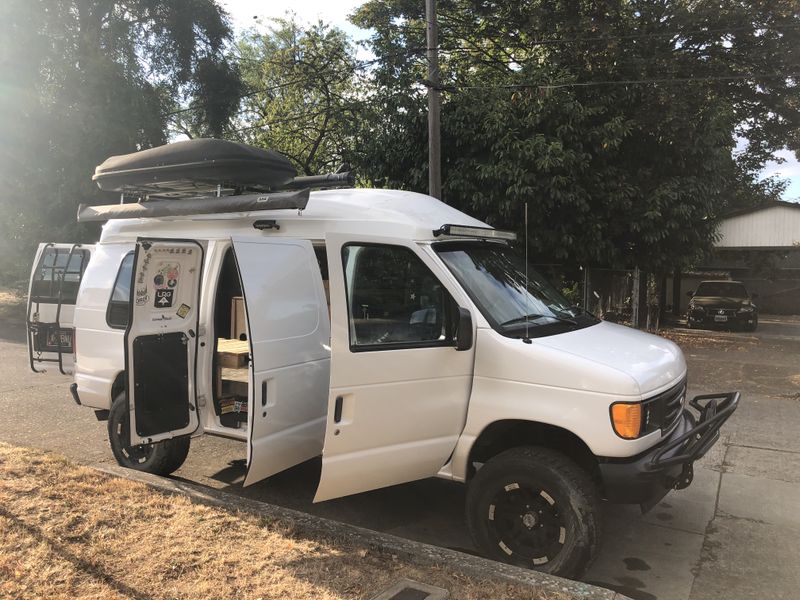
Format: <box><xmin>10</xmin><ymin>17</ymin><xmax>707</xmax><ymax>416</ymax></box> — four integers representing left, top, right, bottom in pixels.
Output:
<box><xmin>333</xmin><ymin>396</ymin><xmax>343</xmax><ymax>423</ymax></box>
<box><xmin>261</xmin><ymin>380</ymin><xmax>267</xmax><ymax>407</ymax></box>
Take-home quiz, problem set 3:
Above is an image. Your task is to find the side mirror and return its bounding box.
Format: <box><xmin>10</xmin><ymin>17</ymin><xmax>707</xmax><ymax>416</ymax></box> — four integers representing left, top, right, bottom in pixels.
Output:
<box><xmin>455</xmin><ymin>307</ymin><xmax>473</xmax><ymax>351</ymax></box>
<box><xmin>686</xmin><ymin>290</ymin><xmax>694</xmax><ymax>298</ymax></box>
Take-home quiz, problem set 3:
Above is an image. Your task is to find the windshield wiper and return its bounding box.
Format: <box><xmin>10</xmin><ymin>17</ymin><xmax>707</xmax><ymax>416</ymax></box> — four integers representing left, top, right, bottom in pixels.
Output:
<box><xmin>566</xmin><ymin>305</ymin><xmax>600</xmax><ymax>321</ymax></box>
<box><xmin>500</xmin><ymin>313</ymin><xmax>578</xmax><ymax>328</ymax></box>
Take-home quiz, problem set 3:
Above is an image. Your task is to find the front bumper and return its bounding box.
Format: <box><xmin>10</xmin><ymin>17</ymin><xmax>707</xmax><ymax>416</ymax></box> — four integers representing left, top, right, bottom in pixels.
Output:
<box><xmin>599</xmin><ymin>391</ymin><xmax>739</xmax><ymax>511</ymax></box>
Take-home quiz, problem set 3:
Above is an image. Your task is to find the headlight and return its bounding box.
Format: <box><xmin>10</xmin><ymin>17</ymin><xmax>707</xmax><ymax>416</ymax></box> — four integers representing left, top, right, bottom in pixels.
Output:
<box><xmin>738</xmin><ymin>306</ymin><xmax>754</xmax><ymax>313</ymax></box>
<box><xmin>610</xmin><ymin>402</ymin><xmax>642</xmax><ymax>439</ymax></box>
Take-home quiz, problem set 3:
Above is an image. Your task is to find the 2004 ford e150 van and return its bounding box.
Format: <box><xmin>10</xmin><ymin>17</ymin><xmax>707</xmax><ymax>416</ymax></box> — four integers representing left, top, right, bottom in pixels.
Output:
<box><xmin>27</xmin><ymin>139</ymin><xmax>738</xmax><ymax>578</ymax></box>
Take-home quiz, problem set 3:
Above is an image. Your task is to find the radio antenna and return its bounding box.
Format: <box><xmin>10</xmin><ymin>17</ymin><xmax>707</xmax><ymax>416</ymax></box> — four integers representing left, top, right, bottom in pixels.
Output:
<box><xmin>523</xmin><ymin>202</ymin><xmax>532</xmax><ymax>344</ymax></box>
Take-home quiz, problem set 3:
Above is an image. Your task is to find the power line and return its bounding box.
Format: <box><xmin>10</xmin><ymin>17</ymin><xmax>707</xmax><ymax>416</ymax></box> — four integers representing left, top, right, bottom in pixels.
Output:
<box><xmin>169</xmin><ymin>68</ymin><xmax>798</xmax><ymax>128</ymax></box>
<box><xmin>164</xmin><ymin>47</ymin><xmax>427</xmax><ymax>119</ymax></box>
<box><xmin>164</xmin><ymin>76</ymin><xmax>315</xmax><ymax>118</ymax></box>
<box><xmin>227</xmin><ymin>109</ymin><xmax>331</xmax><ymax>134</ymax></box>
<box><xmin>165</xmin><ymin>21</ymin><xmax>800</xmax><ymax>119</ymax></box>
<box><xmin>435</xmin><ymin>71</ymin><xmax>800</xmax><ymax>91</ymax></box>
<box><xmin>412</xmin><ymin>21</ymin><xmax>800</xmax><ymax>47</ymax></box>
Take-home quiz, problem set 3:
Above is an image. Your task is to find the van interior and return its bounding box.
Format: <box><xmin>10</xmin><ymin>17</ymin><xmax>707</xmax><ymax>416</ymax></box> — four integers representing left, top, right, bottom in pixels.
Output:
<box><xmin>212</xmin><ymin>248</ymin><xmax>248</xmax><ymax>429</ymax></box>
<box><xmin>211</xmin><ymin>244</ymin><xmax>330</xmax><ymax>430</ymax></box>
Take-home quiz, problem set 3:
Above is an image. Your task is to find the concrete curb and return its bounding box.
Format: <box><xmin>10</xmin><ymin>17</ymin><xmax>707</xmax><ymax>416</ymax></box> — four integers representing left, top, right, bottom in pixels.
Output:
<box><xmin>93</xmin><ymin>464</ymin><xmax>632</xmax><ymax>600</ymax></box>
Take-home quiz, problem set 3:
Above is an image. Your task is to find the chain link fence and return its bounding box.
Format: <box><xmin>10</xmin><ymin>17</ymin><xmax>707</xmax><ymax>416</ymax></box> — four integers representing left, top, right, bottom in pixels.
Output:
<box><xmin>534</xmin><ymin>265</ymin><xmax>667</xmax><ymax>331</ymax></box>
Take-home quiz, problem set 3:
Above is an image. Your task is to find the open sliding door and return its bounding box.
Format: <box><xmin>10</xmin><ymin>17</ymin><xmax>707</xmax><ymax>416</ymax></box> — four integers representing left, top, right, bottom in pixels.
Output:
<box><xmin>231</xmin><ymin>237</ymin><xmax>330</xmax><ymax>487</ymax></box>
<box><xmin>125</xmin><ymin>239</ymin><xmax>204</xmax><ymax>445</ymax></box>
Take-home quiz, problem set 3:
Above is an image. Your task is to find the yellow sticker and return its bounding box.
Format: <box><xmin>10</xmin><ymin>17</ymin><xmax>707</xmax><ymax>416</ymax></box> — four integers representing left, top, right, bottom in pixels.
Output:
<box><xmin>176</xmin><ymin>304</ymin><xmax>190</xmax><ymax>318</ymax></box>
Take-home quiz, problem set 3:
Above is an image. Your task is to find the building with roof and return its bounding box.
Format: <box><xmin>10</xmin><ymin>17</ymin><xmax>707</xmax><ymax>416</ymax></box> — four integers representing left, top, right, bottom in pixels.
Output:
<box><xmin>667</xmin><ymin>201</ymin><xmax>800</xmax><ymax>315</ymax></box>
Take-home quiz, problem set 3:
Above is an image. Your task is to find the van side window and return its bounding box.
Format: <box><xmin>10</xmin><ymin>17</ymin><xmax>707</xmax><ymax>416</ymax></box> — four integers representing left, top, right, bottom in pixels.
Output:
<box><xmin>106</xmin><ymin>253</ymin><xmax>135</xmax><ymax>329</ymax></box>
<box><xmin>314</xmin><ymin>245</ymin><xmax>330</xmax><ymax>308</ymax></box>
<box><xmin>31</xmin><ymin>247</ymin><xmax>90</xmax><ymax>304</ymax></box>
<box><xmin>342</xmin><ymin>244</ymin><xmax>458</xmax><ymax>350</ymax></box>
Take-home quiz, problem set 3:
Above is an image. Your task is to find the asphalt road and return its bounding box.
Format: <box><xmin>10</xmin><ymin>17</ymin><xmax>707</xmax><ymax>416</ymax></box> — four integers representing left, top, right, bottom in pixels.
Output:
<box><xmin>2</xmin><ymin>316</ymin><xmax>799</xmax><ymax>600</ymax></box>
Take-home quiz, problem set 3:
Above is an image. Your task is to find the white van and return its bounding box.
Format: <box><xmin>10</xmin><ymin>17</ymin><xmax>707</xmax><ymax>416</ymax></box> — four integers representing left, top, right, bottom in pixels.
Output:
<box><xmin>27</xmin><ymin>139</ymin><xmax>738</xmax><ymax>578</ymax></box>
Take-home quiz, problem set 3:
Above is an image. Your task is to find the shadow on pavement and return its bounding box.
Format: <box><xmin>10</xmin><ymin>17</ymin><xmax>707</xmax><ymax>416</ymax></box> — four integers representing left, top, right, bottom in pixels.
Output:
<box><xmin>0</xmin><ymin>320</ymin><xmax>26</xmax><ymax>343</ymax></box>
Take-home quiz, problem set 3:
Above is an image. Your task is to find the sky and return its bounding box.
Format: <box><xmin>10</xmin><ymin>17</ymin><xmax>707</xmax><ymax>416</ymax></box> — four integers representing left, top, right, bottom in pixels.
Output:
<box><xmin>220</xmin><ymin>0</ymin><xmax>799</xmax><ymax>202</ymax></box>
<box><xmin>219</xmin><ymin>0</ymin><xmax>370</xmax><ymax>42</ymax></box>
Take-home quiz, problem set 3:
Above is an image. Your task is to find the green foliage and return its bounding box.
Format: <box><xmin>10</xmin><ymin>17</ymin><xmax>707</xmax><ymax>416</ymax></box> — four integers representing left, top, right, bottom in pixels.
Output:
<box><xmin>560</xmin><ymin>281</ymin><xmax>581</xmax><ymax>306</ymax></box>
<box><xmin>0</xmin><ymin>0</ymin><xmax>240</xmax><ymax>283</ymax></box>
<box><xmin>349</xmin><ymin>0</ymin><xmax>798</xmax><ymax>271</ymax></box>
<box><xmin>1</xmin><ymin>0</ymin><xmax>797</xmax><ymax>284</ymax></box>
<box><xmin>232</xmin><ymin>19</ymin><xmax>360</xmax><ymax>175</ymax></box>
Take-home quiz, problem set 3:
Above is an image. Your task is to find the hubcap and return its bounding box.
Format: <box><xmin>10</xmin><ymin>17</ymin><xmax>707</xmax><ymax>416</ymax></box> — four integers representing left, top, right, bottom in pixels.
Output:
<box><xmin>522</xmin><ymin>512</ymin><xmax>538</xmax><ymax>528</ymax></box>
<box><xmin>487</xmin><ymin>483</ymin><xmax>567</xmax><ymax>566</ymax></box>
<box><xmin>115</xmin><ymin>421</ymin><xmax>154</xmax><ymax>465</ymax></box>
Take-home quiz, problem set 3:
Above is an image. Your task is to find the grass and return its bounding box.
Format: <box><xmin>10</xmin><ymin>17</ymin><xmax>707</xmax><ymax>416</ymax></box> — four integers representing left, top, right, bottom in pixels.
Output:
<box><xmin>0</xmin><ymin>443</ymin><xmax>572</xmax><ymax>600</ymax></box>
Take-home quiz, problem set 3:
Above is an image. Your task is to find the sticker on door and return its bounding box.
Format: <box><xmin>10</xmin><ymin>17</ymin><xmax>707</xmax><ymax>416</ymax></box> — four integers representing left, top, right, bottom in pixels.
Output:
<box><xmin>154</xmin><ymin>289</ymin><xmax>174</xmax><ymax>308</ymax></box>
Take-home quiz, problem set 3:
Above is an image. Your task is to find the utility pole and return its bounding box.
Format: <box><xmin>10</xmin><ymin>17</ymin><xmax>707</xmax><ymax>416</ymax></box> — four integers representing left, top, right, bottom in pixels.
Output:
<box><xmin>426</xmin><ymin>0</ymin><xmax>441</xmax><ymax>199</ymax></box>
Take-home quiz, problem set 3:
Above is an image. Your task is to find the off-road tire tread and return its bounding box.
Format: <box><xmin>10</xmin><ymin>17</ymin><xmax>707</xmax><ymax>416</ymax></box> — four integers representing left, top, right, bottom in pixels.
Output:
<box><xmin>108</xmin><ymin>393</ymin><xmax>190</xmax><ymax>476</ymax></box>
<box><xmin>465</xmin><ymin>445</ymin><xmax>601</xmax><ymax>579</ymax></box>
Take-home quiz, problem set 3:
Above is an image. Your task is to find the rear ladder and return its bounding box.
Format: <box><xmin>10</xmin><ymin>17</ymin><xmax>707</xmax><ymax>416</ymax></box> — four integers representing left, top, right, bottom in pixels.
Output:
<box><xmin>27</xmin><ymin>243</ymin><xmax>90</xmax><ymax>374</ymax></box>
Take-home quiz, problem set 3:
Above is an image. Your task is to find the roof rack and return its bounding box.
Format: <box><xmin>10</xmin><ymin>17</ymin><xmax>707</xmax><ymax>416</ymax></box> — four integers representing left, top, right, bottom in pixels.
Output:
<box><xmin>79</xmin><ymin>139</ymin><xmax>355</xmax><ymax>222</ymax></box>
<box><xmin>77</xmin><ymin>188</ymin><xmax>311</xmax><ymax>223</ymax></box>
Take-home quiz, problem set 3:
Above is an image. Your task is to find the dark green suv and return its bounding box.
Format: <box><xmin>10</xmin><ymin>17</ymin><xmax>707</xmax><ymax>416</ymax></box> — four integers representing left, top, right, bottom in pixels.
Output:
<box><xmin>687</xmin><ymin>280</ymin><xmax>758</xmax><ymax>331</ymax></box>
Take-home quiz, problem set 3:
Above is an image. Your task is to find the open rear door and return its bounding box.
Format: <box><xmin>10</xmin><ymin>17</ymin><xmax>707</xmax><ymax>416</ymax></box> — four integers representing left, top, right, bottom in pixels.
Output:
<box><xmin>27</xmin><ymin>243</ymin><xmax>94</xmax><ymax>374</ymax></box>
<box><xmin>125</xmin><ymin>239</ymin><xmax>204</xmax><ymax>445</ymax></box>
<box><xmin>231</xmin><ymin>237</ymin><xmax>330</xmax><ymax>486</ymax></box>
<box><xmin>314</xmin><ymin>233</ymin><xmax>475</xmax><ymax>502</ymax></box>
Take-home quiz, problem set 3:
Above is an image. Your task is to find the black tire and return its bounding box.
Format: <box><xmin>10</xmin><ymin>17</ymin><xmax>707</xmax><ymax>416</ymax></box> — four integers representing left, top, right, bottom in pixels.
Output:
<box><xmin>746</xmin><ymin>315</ymin><xmax>758</xmax><ymax>332</ymax></box>
<box><xmin>466</xmin><ymin>446</ymin><xmax>601</xmax><ymax>579</ymax></box>
<box><xmin>107</xmin><ymin>393</ymin><xmax>190</xmax><ymax>476</ymax></box>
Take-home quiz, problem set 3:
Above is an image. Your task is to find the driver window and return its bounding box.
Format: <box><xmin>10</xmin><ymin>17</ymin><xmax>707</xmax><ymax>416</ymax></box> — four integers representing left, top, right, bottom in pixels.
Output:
<box><xmin>342</xmin><ymin>244</ymin><xmax>458</xmax><ymax>350</ymax></box>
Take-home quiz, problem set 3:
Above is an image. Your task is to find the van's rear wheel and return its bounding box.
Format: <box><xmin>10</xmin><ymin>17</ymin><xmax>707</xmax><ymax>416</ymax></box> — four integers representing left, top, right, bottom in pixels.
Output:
<box><xmin>108</xmin><ymin>393</ymin><xmax>190</xmax><ymax>476</ymax></box>
<box><xmin>466</xmin><ymin>446</ymin><xmax>600</xmax><ymax>579</ymax></box>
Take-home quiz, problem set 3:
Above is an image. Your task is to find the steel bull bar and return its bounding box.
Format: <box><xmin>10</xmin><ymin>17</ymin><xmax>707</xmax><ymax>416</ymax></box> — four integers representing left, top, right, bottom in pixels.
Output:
<box><xmin>599</xmin><ymin>391</ymin><xmax>740</xmax><ymax>511</ymax></box>
<box><xmin>649</xmin><ymin>391</ymin><xmax>740</xmax><ymax>475</ymax></box>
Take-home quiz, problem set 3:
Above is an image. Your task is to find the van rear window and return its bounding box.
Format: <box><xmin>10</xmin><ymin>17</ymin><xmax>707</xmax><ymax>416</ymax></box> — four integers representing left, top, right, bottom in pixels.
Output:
<box><xmin>106</xmin><ymin>253</ymin><xmax>134</xmax><ymax>329</ymax></box>
<box><xmin>31</xmin><ymin>248</ymin><xmax>90</xmax><ymax>304</ymax></box>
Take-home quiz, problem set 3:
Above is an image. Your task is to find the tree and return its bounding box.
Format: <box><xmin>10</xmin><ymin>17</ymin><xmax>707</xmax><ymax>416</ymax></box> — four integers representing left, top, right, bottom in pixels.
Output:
<box><xmin>350</xmin><ymin>0</ymin><xmax>798</xmax><ymax>272</ymax></box>
<box><xmin>0</xmin><ymin>0</ymin><xmax>241</xmax><ymax>284</ymax></box>
<box><xmin>232</xmin><ymin>18</ymin><xmax>360</xmax><ymax>176</ymax></box>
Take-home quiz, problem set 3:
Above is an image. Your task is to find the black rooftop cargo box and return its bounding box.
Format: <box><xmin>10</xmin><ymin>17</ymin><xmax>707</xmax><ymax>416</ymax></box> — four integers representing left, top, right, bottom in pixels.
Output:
<box><xmin>93</xmin><ymin>138</ymin><xmax>297</xmax><ymax>197</ymax></box>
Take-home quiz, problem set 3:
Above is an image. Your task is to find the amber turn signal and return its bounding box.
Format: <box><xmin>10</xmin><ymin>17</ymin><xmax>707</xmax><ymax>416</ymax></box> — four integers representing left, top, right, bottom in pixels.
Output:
<box><xmin>611</xmin><ymin>402</ymin><xmax>642</xmax><ymax>439</ymax></box>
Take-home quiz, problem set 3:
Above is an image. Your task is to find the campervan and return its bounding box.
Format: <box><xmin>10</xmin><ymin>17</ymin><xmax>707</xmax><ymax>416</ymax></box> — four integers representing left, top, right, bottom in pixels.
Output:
<box><xmin>27</xmin><ymin>139</ymin><xmax>738</xmax><ymax>578</ymax></box>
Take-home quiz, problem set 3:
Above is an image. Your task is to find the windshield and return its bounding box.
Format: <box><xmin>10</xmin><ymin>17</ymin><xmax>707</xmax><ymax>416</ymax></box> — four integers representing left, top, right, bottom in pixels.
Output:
<box><xmin>695</xmin><ymin>282</ymin><xmax>748</xmax><ymax>298</ymax></box>
<box><xmin>435</xmin><ymin>242</ymin><xmax>599</xmax><ymax>338</ymax></box>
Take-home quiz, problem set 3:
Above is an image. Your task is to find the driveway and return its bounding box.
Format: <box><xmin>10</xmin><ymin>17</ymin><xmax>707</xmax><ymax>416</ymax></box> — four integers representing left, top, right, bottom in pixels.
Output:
<box><xmin>1</xmin><ymin>317</ymin><xmax>799</xmax><ymax>600</ymax></box>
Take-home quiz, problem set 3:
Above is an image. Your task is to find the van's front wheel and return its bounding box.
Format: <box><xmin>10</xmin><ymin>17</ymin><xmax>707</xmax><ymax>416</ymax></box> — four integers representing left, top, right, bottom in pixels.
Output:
<box><xmin>466</xmin><ymin>446</ymin><xmax>600</xmax><ymax>579</ymax></box>
<box><xmin>108</xmin><ymin>393</ymin><xmax>190</xmax><ymax>476</ymax></box>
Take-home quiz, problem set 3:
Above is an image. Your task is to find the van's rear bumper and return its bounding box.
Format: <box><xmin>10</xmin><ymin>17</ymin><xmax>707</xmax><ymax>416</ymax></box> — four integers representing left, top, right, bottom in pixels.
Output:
<box><xmin>598</xmin><ymin>391</ymin><xmax>739</xmax><ymax>511</ymax></box>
